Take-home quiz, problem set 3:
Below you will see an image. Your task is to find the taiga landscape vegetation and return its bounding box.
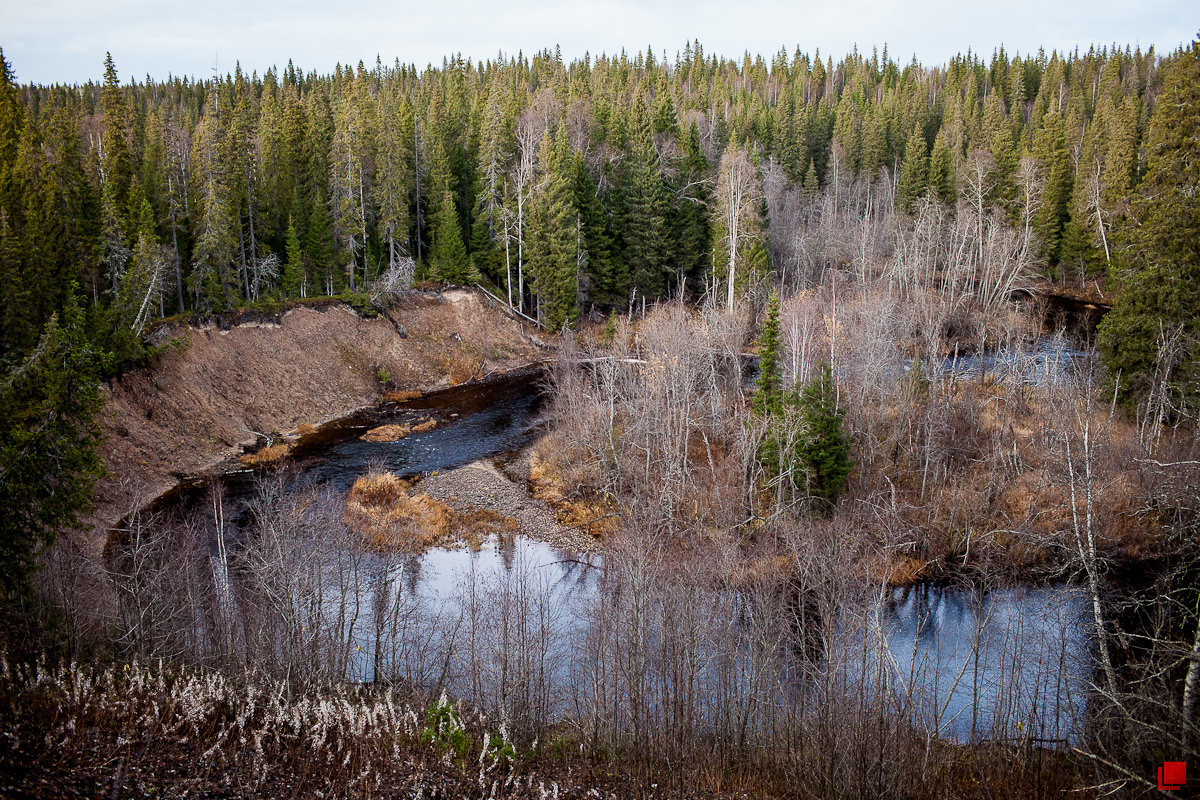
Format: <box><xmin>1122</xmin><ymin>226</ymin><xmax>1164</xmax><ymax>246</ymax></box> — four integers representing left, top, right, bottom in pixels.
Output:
<box><xmin>0</xmin><ymin>18</ymin><xmax>1197</xmax><ymax>797</ymax></box>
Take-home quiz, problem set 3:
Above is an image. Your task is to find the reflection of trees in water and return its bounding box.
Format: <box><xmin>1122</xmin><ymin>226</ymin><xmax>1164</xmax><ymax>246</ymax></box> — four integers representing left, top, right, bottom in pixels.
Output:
<box><xmin>498</xmin><ymin>530</ymin><xmax>515</xmax><ymax>571</ymax></box>
<box><xmin>885</xmin><ymin>583</ymin><xmax>985</xmax><ymax>645</ymax></box>
<box><xmin>401</xmin><ymin>552</ymin><xmax>422</xmax><ymax>596</ymax></box>
<box><xmin>549</xmin><ymin>548</ymin><xmax>602</xmax><ymax>592</ymax></box>
<box><xmin>128</xmin><ymin>438</ymin><xmax>1090</xmax><ymax>759</ymax></box>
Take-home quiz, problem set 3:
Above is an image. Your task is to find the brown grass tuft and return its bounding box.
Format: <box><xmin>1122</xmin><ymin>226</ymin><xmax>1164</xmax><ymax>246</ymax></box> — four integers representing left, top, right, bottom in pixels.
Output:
<box><xmin>361</xmin><ymin>423</ymin><xmax>413</xmax><ymax>442</ymax></box>
<box><xmin>349</xmin><ymin>471</ymin><xmax>411</xmax><ymax>506</ymax></box>
<box><xmin>529</xmin><ymin>451</ymin><xmax>619</xmax><ymax>538</ymax></box>
<box><xmin>346</xmin><ymin>471</ymin><xmax>517</xmax><ymax>552</ymax></box>
<box><xmin>383</xmin><ymin>389</ymin><xmax>423</xmax><ymax>403</ymax></box>
<box><xmin>239</xmin><ymin>442</ymin><xmax>293</xmax><ymax>466</ymax></box>
<box><xmin>360</xmin><ymin>418</ymin><xmax>436</xmax><ymax>442</ymax></box>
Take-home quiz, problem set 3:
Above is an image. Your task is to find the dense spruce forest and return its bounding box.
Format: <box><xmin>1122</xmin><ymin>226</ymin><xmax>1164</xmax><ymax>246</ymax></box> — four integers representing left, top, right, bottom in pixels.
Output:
<box><xmin>1</xmin><ymin>34</ymin><xmax>1199</xmax><ymax>798</ymax></box>
<box><xmin>0</xmin><ymin>42</ymin><xmax>1184</xmax><ymax>346</ymax></box>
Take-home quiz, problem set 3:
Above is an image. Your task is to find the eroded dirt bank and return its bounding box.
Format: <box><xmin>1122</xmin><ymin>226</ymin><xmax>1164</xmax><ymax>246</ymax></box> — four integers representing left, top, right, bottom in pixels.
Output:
<box><xmin>88</xmin><ymin>290</ymin><xmax>548</xmax><ymax>548</ymax></box>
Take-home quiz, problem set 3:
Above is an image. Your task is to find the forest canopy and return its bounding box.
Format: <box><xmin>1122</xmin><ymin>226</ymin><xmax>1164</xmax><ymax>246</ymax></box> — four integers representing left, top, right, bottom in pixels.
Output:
<box><xmin>0</xmin><ymin>40</ymin><xmax>1178</xmax><ymax>352</ymax></box>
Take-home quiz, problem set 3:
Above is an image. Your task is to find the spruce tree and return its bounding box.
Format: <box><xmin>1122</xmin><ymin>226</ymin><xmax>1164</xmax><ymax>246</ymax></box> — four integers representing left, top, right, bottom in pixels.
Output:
<box><xmin>795</xmin><ymin>362</ymin><xmax>854</xmax><ymax>509</ymax></box>
<box><xmin>671</xmin><ymin>121</ymin><xmax>711</xmax><ymax>297</ymax></box>
<box><xmin>803</xmin><ymin>159</ymin><xmax>820</xmax><ymax>197</ymax></box>
<box><xmin>572</xmin><ymin>154</ymin><xmax>613</xmax><ymax>307</ymax></box>
<box><xmin>0</xmin><ymin>290</ymin><xmax>104</xmax><ymax>601</ymax></box>
<box><xmin>896</xmin><ymin>127</ymin><xmax>929</xmax><ymax>212</ymax></box>
<box><xmin>281</xmin><ymin>217</ymin><xmax>304</xmax><ymax>297</ymax></box>
<box><xmin>429</xmin><ymin>189</ymin><xmax>475</xmax><ymax>284</ymax></box>
<box><xmin>928</xmin><ymin>132</ymin><xmax>956</xmax><ymax>204</ymax></box>
<box><xmin>99</xmin><ymin>53</ymin><xmax>133</xmax><ymax>212</ymax></box>
<box><xmin>752</xmin><ymin>293</ymin><xmax>783</xmax><ymax>418</ymax></box>
<box><xmin>1032</xmin><ymin>112</ymin><xmax>1073</xmax><ymax>272</ymax></box>
<box><xmin>624</xmin><ymin>112</ymin><xmax>671</xmax><ymax>300</ymax></box>
<box><xmin>1099</xmin><ymin>38</ymin><xmax>1200</xmax><ymax>412</ymax></box>
<box><xmin>752</xmin><ymin>293</ymin><xmax>785</xmax><ymax>480</ymax></box>
<box><xmin>527</xmin><ymin>130</ymin><xmax>577</xmax><ymax>329</ymax></box>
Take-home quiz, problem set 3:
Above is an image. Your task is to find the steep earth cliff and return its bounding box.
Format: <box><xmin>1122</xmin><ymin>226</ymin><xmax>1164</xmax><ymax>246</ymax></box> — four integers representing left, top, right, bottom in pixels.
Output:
<box><xmin>87</xmin><ymin>290</ymin><xmax>547</xmax><ymax>547</ymax></box>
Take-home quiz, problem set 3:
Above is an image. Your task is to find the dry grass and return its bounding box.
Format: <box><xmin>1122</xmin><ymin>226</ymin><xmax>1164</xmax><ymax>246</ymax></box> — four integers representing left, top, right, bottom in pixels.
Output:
<box><xmin>294</xmin><ymin>422</ymin><xmax>318</xmax><ymax>436</ymax></box>
<box><xmin>361</xmin><ymin>423</ymin><xmax>412</xmax><ymax>442</ymax></box>
<box><xmin>360</xmin><ymin>418</ymin><xmax>437</xmax><ymax>442</ymax></box>
<box><xmin>383</xmin><ymin>388</ymin><xmax>423</xmax><ymax>403</ymax></box>
<box><xmin>348</xmin><ymin>470</ymin><xmax>411</xmax><ymax>506</ymax></box>
<box><xmin>0</xmin><ymin>656</ymin><xmax>535</xmax><ymax>799</ymax></box>
<box><xmin>238</xmin><ymin>442</ymin><xmax>293</xmax><ymax>466</ymax></box>
<box><xmin>529</xmin><ymin>450</ymin><xmax>619</xmax><ymax>538</ymax></box>
<box><xmin>439</xmin><ymin>344</ymin><xmax>487</xmax><ymax>385</ymax></box>
<box><xmin>346</xmin><ymin>471</ymin><xmax>517</xmax><ymax>551</ymax></box>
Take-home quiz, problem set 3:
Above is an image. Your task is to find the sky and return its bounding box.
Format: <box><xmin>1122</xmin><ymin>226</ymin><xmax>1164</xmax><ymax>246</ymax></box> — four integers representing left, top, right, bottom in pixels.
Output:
<box><xmin>1</xmin><ymin>0</ymin><xmax>1194</xmax><ymax>85</ymax></box>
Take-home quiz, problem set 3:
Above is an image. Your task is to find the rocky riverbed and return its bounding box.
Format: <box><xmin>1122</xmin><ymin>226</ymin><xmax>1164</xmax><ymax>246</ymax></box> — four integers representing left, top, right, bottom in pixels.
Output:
<box><xmin>419</xmin><ymin>458</ymin><xmax>600</xmax><ymax>553</ymax></box>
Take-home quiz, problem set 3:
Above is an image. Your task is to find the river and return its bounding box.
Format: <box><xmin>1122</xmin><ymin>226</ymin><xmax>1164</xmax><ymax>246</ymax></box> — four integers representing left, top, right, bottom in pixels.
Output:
<box><xmin>154</xmin><ymin>360</ymin><xmax>1092</xmax><ymax>747</ymax></box>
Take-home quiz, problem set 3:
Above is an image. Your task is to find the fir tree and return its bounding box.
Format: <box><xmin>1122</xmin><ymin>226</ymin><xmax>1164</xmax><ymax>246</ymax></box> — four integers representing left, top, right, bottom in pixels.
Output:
<box><xmin>752</xmin><ymin>293</ymin><xmax>786</xmax><ymax>481</ymax></box>
<box><xmin>99</xmin><ymin>53</ymin><xmax>133</xmax><ymax>212</ymax></box>
<box><xmin>671</xmin><ymin>121</ymin><xmax>711</xmax><ymax>297</ymax></box>
<box><xmin>752</xmin><ymin>293</ymin><xmax>783</xmax><ymax>418</ymax></box>
<box><xmin>1032</xmin><ymin>112</ymin><xmax>1073</xmax><ymax>272</ymax></box>
<box><xmin>928</xmin><ymin>132</ymin><xmax>956</xmax><ymax>204</ymax></box>
<box><xmin>623</xmin><ymin>112</ymin><xmax>672</xmax><ymax>300</ymax></box>
<box><xmin>803</xmin><ymin>159</ymin><xmax>820</xmax><ymax>197</ymax></box>
<box><xmin>527</xmin><ymin>130</ymin><xmax>577</xmax><ymax>329</ymax></box>
<box><xmin>572</xmin><ymin>154</ymin><xmax>614</xmax><ymax>307</ymax></box>
<box><xmin>281</xmin><ymin>217</ymin><xmax>304</xmax><ymax>297</ymax></box>
<box><xmin>896</xmin><ymin>127</ymin><xmax>929</xmax><ymax>212</ymax></box>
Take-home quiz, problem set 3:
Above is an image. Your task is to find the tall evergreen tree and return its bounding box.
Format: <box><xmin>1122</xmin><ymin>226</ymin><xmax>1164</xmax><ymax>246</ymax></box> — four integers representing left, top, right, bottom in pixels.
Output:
<box><xmin>794</xmin><ymin>362</ymin><xmax>854</xmax><ymax>509</ymax></box>
<box><xmin>752</xmin><ymin>293</ymin><xmax>787</xmax><ymax>483</ymax></box>
<box><xmin>1031</xmin><ymin>112</ymin><xmax>1074</xmax><ymax>272</ymax></box>
<box><xmin>927</xmin><ymin>131</ymin><xmax>956</xmax><ymax>204</ymax></box>
<box><xmin>1099</xmin><ymin>38</ymin><xmax>1200</xmax><ymax>412</ymax></box>
<box><xmin>526</xmin><ymin>130</ymin><xmax>577</xmax><ymax>329</ymax></box>
<box><xmin>0</xmin><ymin>290</ymin><xmax>104</xmax><ymax>601</ymax></box>
<box><xmin>429</xmin><ymin>188</ymin><xmax>475</xmax><ymax>284</ymax></box>
<box><xmin>752</xmin><ymin>293</ymin><xmax>784</xmax><ymax>418</ymax></box>
<box><xmin>281</xmin><ymin>216</ymin><xmax>304</xmax><ymax>297</ymax></box>
<box><xmin>623</xmin><ymin>110</ymin><xmax>672</xmax><ymax>301</ymax></box>
<box><xmin>671</xmin><ymin>121</ymin><xmax>711</xmax><ymax>297</ymax></box>
<box><xmin>896</xmin><ymin>127</ymin><xmax>929</xmax><ymax>212</ymax></box>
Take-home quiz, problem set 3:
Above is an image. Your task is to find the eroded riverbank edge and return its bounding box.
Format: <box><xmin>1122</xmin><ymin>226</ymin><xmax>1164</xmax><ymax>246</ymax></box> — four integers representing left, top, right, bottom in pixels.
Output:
<box><xmin>86</xmin><ymin>288</ymin><xmax>553</xmax><ymax>557</ymax></box>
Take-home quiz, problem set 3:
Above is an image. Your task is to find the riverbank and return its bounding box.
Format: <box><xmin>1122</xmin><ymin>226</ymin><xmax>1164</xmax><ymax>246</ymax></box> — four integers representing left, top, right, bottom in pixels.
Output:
<box><xmin>418</xmin><ymin>458</ymin><xmax>600</xmax><ymax>553</ymax></box>
<box><xmin>85</xmin><ymin>289</ymin><xmax>549</xmax><ymax>555</ymax></box>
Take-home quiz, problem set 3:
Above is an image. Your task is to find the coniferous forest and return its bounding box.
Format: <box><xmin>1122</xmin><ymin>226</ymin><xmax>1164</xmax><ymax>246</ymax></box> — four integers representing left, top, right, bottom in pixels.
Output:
<box><xmin>1</xmin><ymin>33</ymin><xmax>1199</xmax><ymax>798</ymax></box>
<box><xmin>0</xmin><ymin>42</ymin><xmax>1191</xmax><ymax>354</ymax></box>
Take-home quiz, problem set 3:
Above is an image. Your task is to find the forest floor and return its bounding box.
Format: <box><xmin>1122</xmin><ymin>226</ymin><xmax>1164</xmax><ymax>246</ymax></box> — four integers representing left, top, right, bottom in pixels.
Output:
<box><xmin>85</xmin><ymin>289</ymin><xmax>551</xmax><ymax>557</ymax></box>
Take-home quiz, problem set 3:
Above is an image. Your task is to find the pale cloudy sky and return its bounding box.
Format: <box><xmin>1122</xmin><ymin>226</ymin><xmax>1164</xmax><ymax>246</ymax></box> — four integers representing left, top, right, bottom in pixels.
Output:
<box><xmin>1</xmin><ymin>0</ymin><xmax>1194</xmax><ymax>85</ymax></box>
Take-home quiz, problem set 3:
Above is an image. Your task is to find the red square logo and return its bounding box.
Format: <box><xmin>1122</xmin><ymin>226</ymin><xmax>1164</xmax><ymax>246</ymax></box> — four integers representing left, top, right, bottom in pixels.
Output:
<box><xmin>1159</xmin><ymin>762</ymin><xmax>1186</xmax><ymax>791</ymax></box>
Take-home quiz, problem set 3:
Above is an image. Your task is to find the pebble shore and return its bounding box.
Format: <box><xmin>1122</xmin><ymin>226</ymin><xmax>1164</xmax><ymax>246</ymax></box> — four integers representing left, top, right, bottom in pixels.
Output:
<box><xmin>418</xmin><ymin>457</ymin><xmax>600</xmax><ymax>553</ymax></box>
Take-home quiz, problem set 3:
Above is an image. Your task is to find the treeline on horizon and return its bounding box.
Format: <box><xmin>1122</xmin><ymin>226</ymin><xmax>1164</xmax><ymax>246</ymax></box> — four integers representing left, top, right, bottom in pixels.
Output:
<box><xmin>0</xmin><ymin>39</ymin><xmax>1172</xmax><ymax>367</ymax></box>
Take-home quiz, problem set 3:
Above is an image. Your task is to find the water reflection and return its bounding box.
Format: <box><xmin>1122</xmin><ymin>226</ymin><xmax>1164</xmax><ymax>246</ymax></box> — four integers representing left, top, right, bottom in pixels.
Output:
<box><xmin>336</xmin><ymin>531</ymin><xmax>1089</xmax><ymax>745</ymax></box>
<box><xmin>170</xmin><ymin>370</ymin><xmax>1091</xmax><ymax>745</ymax></box>
<box><xmin>870</xmin><ymin>583</ymin><xmax>1089</xmax><ymax>743</ymax></box>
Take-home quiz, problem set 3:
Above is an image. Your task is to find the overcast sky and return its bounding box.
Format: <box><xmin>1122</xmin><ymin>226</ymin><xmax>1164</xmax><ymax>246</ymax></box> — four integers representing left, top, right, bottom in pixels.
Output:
<box><xmin>1</xmin><ymin>0</ymin><xmax>1194</xmax><ymax>85</ymax></box>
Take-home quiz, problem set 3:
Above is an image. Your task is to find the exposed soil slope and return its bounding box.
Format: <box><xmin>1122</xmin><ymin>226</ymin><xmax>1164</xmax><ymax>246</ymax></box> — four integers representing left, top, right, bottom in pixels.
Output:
<box><xmin>89</xmin><ymin>290</ymin><xmax>546</xmax><ymax>548</ymax></box>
